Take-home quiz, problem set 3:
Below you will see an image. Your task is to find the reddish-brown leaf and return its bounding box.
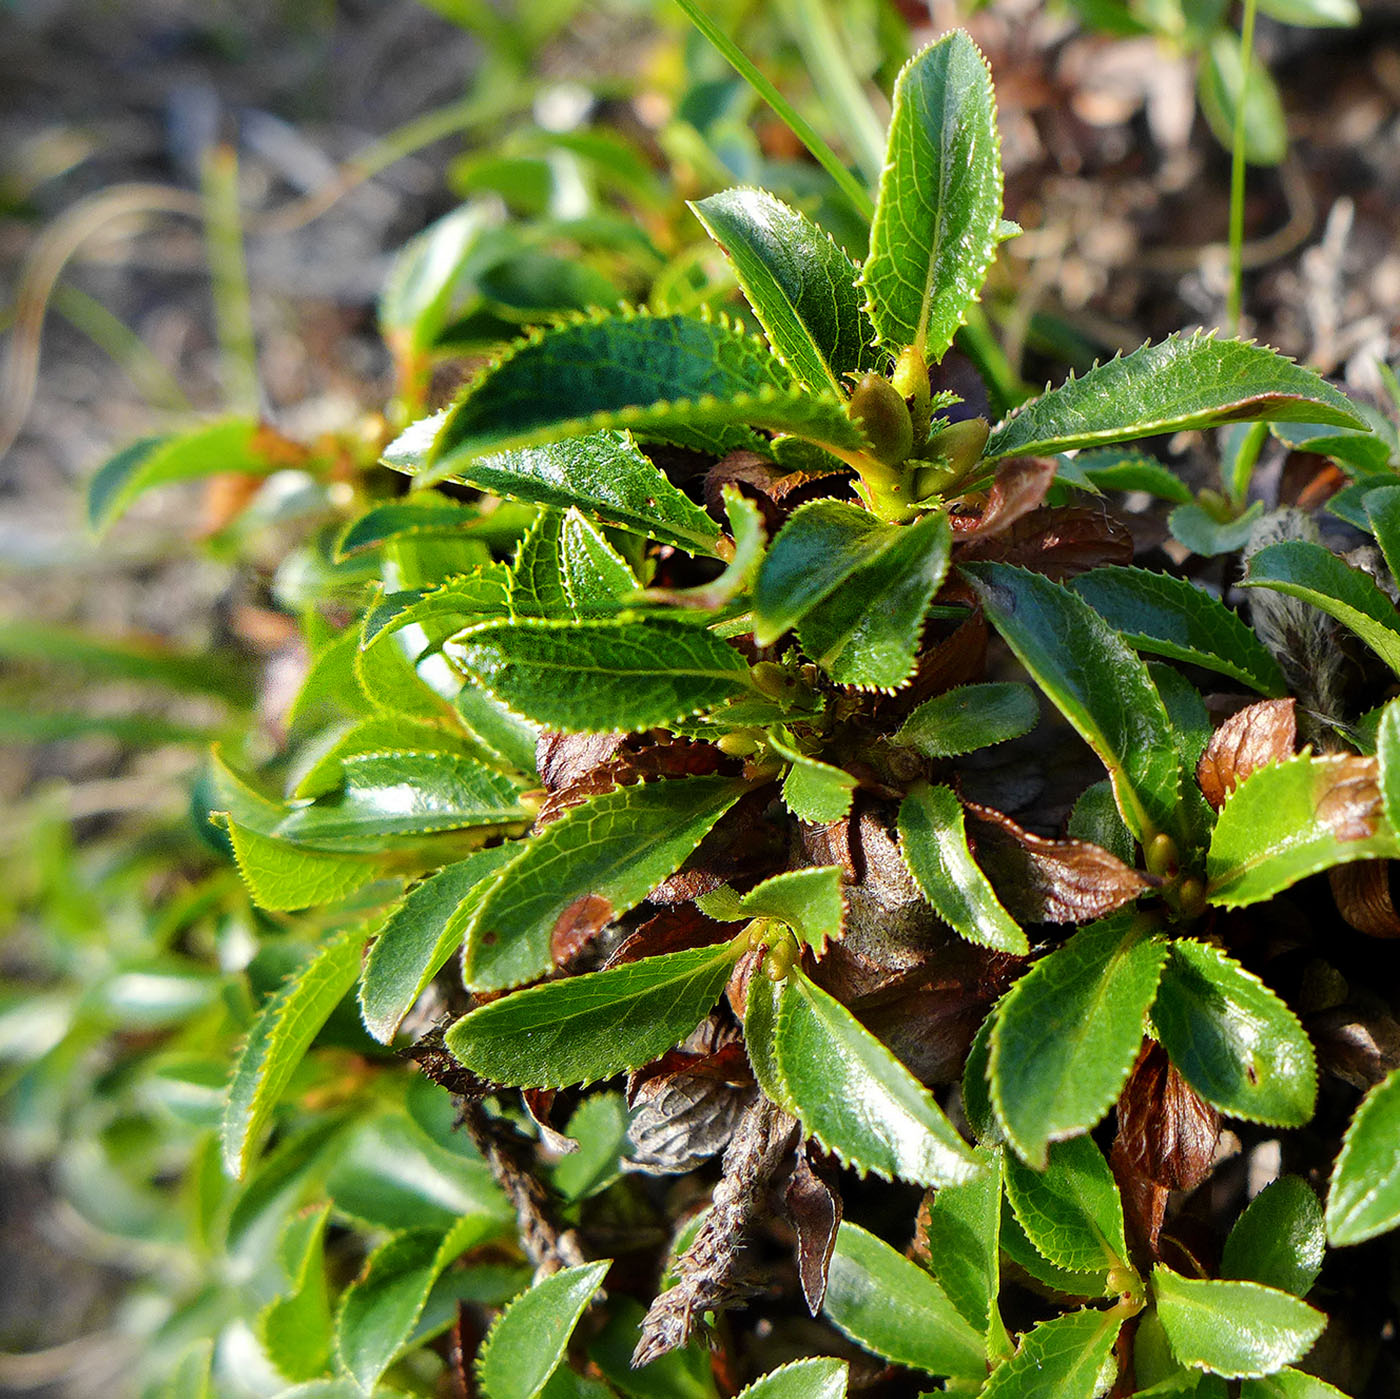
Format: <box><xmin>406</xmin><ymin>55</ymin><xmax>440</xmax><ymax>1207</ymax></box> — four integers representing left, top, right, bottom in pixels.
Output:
<box><xmin>785</xmin><ymin>1147</ymin><xmax>843</xmax><ymax>1315</ymax></box>
<box><xmin>1316</xmin><ymin>755</ymin><xmax>1384</xmax><ymax>841</ymax></box>
<box><xmin>950</xmin><ymin>457</ymin><xmax>1057</xmax><ymax>540</ymax></box>
<box><xmin>1329</xmin><ymin>860</ymin><xmax>1400</xmax><ymax>938</ymax></box>
<box><xmin>603</xmin><ymin>904</ymin><xmax>735</xmax><ymax>968</ymax></box>
<box><xmin>522</xmin><ymin>1088</ymin><xmax>581</xmax><ymax>1156</ymax></box>
<box><xmin>550</xmin><ymin>894</ymin><xmax>615</xmax><ymax>967</ymax></box>
<box><xmin>649</xmin><ymin>790</ymin><xmax>785</xmax><ymax>904</ymax></box>
<box><xmin>1115</xmin><ymin>1041</ymin><xmax>1219</xmax><ymax>1192</ymax></box>
<box><xmin>535</xmin><ymin>737</ymin><xmax>726</xmax><ymax>827</ymax></box>
<box><xmin>704</xmin><ymin>450</ymin><xmax>847</xmax><ymax>532</ymax></box>
<box><xmin>536</xmin><ymin>731</ymin><xmax>625</xmax><ymax>793</ymax></box>
<box><xmin>1309</xmin><ymin>1003</ymin><xmax>1400</xmax><ymax>1089</ymax></box>
<box><xmin>1110</xmin><ymin>1136</ymin><xmax>1169</xmax><ymax>1258</ymax></box>
<box><xmin>962</xmin><ymin>801</ymin><xmax>1153</xmax><ymax>923</ymax></box>
<box><xmin>955</xmin><ymin>505</ymin><xmax>1133</xmax><ymax>579</ymax></box>
<box><xmin>1196</xmin><ymin>699</ymin><xmax>1297</xmax><ymax>811</ymax></box>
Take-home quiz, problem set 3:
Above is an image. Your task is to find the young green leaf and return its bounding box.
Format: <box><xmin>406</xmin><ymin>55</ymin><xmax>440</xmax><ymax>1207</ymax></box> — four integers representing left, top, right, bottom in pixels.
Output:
<box><xmin>999</xmin><ymin>1197</ymin><xmax>1110</xmax><ymax>1297</ymax></box>
<box><xmin>1069</xmin><ymin>567</ymin><xmax>1287</xmax><ymax>697</ymax></box>
<box><xmin>1205</xmin><ymin>753</ymin><xmax>1400</xmax><ymax>907</ymax></box>
<box><xmin>962</xmin><ymin>562</ymin><xmax>1184</xmax><ymax>846</ymax></box>
<box><xmin>1241</xmin><ymin>539</ymin><xmax>1400</xmax><ymax>676</ymax></box>
<box><xmin>221</xmin><ymin>924</ymin><xmax>374</xmax><ymax>1176</ymax></box>
<box><xmin>768</xmin><ymin>727</ymin><xmax>858</xmax><ymax>824</ymax></box>
<box><xmin>1003</xmin><ymin>1134</ymin><xmax>1128</xmax><ymax>1274</ymax></box>
<box><xmin>1066</xmin><ymin>780</ymin><xmax>1135</xmax><ymax>866</ymax></box>
<box><xmin>477</xmin><ymin>1260</ymin><xmax>611</xmax><ymax>1399</ymax></box>
<box><xmin>691</xmin><ymin>188</ymin><xmax>877</xmax><ymax>396</ymax></box>
<box><xmin>446</xmin><ymin>940</ymin><xmax>741</xmax><ymax>1088</ymax></box>
<box><xmin>1151</xmin><ymin>1266</ymin><xmax>1326</xmax><ymax>1378</ymax></box>
<box><xmin>1240</xmin><ymin>1371</ymin><xmax>1351</xmax><ymax>1399</ymax></box>
<box><xmin>509</xmin><ymin>510</ymin><xmax>573</xmax><ymax>619</ymax></box>
<box><xmin>336</xmin><ymin>1215</ymin><xmax>498</xmax><ymax>1392</ymax></box>
<box><xmin>336</xmin><ymin>497</ymin><xmax>532</xmax><ymax>561</ymax></box>
<box><xmin>732</xmin><ymin>1358</ymin><xmax>848</xmax><ymax>1399</ymax></box>
<box><xmin>1169</xmin><ymin>501</ymin><xmax>1266</xmax><ymax>558</ymax></box>
<box><xmin>1326</xmin><ymin>1064</ymin><xmax>1400</xmax><ymax>1245</ymax></box>
<box><xmin>259</xmin><ymin>1203</ymin><xmax>333</xmax><ymax>1382</ymax></box>
<box><xmin>863</xmin><ymin>31</ymin><xmax>1003</xmax><ymax>361</ymax></box>
<box><xmin>823</xmin><ymin>1222</ymin><xmax>986</xmax><ymax>1380</ymax></box>
<box><xmin>897</xmin><ymin>785</ymin><xmax>1028</xmax><ymax>954</ymax></box>
<box><xmin>892</xmin><ymin>682</ymin><xmax>1038</xmax><ymax>758</ymax></box>
<box><xmin>1363</xmin><ymin>484</ymin><xmax>1400</xmax><ymax>584</ymax></box>
<box><xmin>552</xmin><ymin>1093</ymin><xmax>630</xmax><ymax>1203</ymax></box>
<box><xmin>293</xmin><ymin>717</ymin><xmax>494</xmax><ymax>800</ymax></box>
<box><xmin>559</xmin><ymin>509</ymin><xmax>637</xmax><ymax>614</ymax></box>
<box><xmin>449</xmin><ymin>617</ymin><xmax>750</xmax><ymax>733</ymax></box>
<box><xmin>387</xmin><ymin>424</ymin><xmax>721</xmax><ymax>556</ymax></box>
<box><xmin>1071</xmin><ymin>449</ymin><xmax>1193</xmax><ymax>504</ymax></box>
<box><xmin>463</xmin><ymin>775</ymin><xmax>745</xmax><ymax>990</ymax></box>
<box><xmin>773</xmin><ymin>969</ymin><xmax>980</xmax><ymax>1187</ymax></box>
<box><xmin>418</xmin><ymin>310</ymin><xmax>865</xmax><ymax>482</ymax></box>
<box><xmin>1221</xmin><ymin>1177</ymin><xmax>1325</xmax><ymax>1296</ymax></box>
<box><xmin>980</xmin><ymin>1307</ymin><xmax>1123</xmax><ymax>1399</ymax></box>
<box><xmin>697</xmin><ymin>866</ymin><xmax>846</xmax><ymax>955</ymax></box>
<box><xmin>921</xmin><ymin>1146</ymin><xmax>1003</xmax><ymax>1336</ymax></box>
<box><xmin>1152</xmin><ymin>939</ymin><xmax>1316</xmax><ymax>1127</ymax></box>
<box><xmin>990</xmin><ymin>917</ymin><xmax>1167</xmax><ymax>1167</ymax></box>
<box><xmin>360</xmin><ymin>845</ymin><xmax>518</xmax><ymax>1044</ymax></box>
<box><xmin>986</xmin><ymin>335</ymin><xmax>1363</xmax><ymax>461</ymax></box>
<box><xmin>225</xmin><ymin>821</ymin><xmax>378</xmax><ymax>912</ymax></box>
<box><xmin>1200</xmin><ymin>32</ymin><xmax>1287</xmax><ymax>167</ymax></box>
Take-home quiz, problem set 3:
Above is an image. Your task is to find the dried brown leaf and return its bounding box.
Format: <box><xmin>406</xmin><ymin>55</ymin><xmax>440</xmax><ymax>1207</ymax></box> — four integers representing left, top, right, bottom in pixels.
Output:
<box><xmin>1316</xmin><ymin>755</ymin><xmax>1384</xmax><ymax>841</ymax></box>
<box><xmin>1310</xmin><ymin>1003</ymin><xmax>1400</xmax><ymax>1089</ymax></box>
<box><xmin>1110</xmin><ymin>1135</ymin><xmax>1169</xmax><ymax>1257</ymax></box>
<box><xmin>627</xmin><ymin>1041</ymin><xmax>755</xmax><ymax>1175</ymax></box>
<box><xmin>603</xmin><ymin>904</ymin><xmax>735</xmax><ymax>969</ymax></box>
<box><xmin>950</xmin><ymin>457</ymin><xmax>1057</xmax><ymax>540</ymax></box>
<box><xmin>1329</xmin><ymin>860</ymin><xmax>1400</xmax><ymax>938</ymax></box>
<box><xmin>785</xmin><ymin>1147</ymin><xmax>843</xmax><ymax>1315</ymax></box>
<box><xmin>1115</xmin><ymin>1041</ymin><xmax>1219</xmax><ymax>1192</ymax></box>
<box><xmin>1197</xmin><ymin>699</ymin><xmax>1297</xmax><ymax>810</ymax></box>
<box><xmin>955</xmin><ymin>505</ymin><xmax>1133</xmax><ymax>579</ymax></box>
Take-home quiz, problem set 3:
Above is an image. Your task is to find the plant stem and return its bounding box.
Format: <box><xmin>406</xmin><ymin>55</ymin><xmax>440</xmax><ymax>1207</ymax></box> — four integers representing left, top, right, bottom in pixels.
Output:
<box><xmin>1227</xmin><ymin>0</ymin><xmax>1260</xmax><ymax>335</ymax></box>
<box><xmin>200</xmin><ymin>144</ymin><xmax>260</xmax><ymax>417</ymax></box>
<box><xmin>671</xmin><ymin>0</ymin><xmax>874</xmax><ymax>221</ymax></box>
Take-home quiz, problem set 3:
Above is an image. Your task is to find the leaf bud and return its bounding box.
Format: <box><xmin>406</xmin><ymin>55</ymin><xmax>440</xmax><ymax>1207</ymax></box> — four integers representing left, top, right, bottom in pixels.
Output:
<box><xmin>925</xmin><ymin>416</ymin><xmax>990</xmax><ymax>484</ymax></box>
<box><xmin>848</xmin><ymin>371</ymin><xmax>914</xmax><ymax>467</ymax></box>
<box><xmin>715</xmin><ymin>730</ymin><xmax>761</xmax><ymax>757</ymax></box>
<box><xmin>1145</xmin><ymin>832</ymin><xmax>1178</xmax><ymax>878</ymax></box>
<box><xmin>891</xmin><ymin>345</ymin><xmax>932</xmax><ymax>449</ymax></box>
<box><xmin>750</xmin><ymin>661</ymin><xmax>791</xmax><ymax>699</ymax></box>
<box><xmin>762</xmin><ymin>929</ymin><xmax>800</xmax><ymax>981</ymax></box>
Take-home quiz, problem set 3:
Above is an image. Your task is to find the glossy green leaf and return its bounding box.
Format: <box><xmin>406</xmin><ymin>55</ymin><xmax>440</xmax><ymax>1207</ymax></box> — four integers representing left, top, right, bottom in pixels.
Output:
<box><xmin>1221</xmin><ymin>1177</ymin><xmax>1325</xmax><ymax>1296</ymax></box>
<box><xmin>773</xmin><ymin>969</ymin><xmax>980</xmax><ymax>1187</ymax></box>
<box><xmin>337</xmin><ymin>1214</ymin><xmax>497</xmax><ymax>1392</ymax></box>
<box><xmin>449</xmin><ymin>616</ymin><xmax>750</xmax><ymax>733</ymax></box>
<box><xmin>1200</xmin><ymin>34</ymin><xmax>1287</xmax><ymax>167</ymax></box>
<box><xmin>921</xmin><ymin>1146</ymin><xmax>1003</xmax><ymax>1336</ymax></box>
<box><xmin>1071</xmin><ymin>448</ymin><xmax>1193</xmax><ymax>504</ymax></box>
<box><xmin>1362</xmin><ymin>484</ymin><xmax>1400</xmax><ymax>585</ymax></box>
<box><xmin>560</xmin><ymin>509</ymin><xmax>638</xmax><ymax>613</ymax></box>
<box><xmin>892</xmin><ymin>682</ymin><xmax>1038</xmax><ymax>758</ymax></box>
<box><xmin>477</xmin><ymin>1260</ymin><xmax>611</xmax><ymax>1399</ymax></box>
<box><xmin>1169</xmin><ymin>501</ymin><xmax>1265</xmax><ymax>558</ymax></box>
<box><xmin>1242</xmin><ymin>538</ymin><xmax>1400</xmax><ymax>675</ymax></box>
<box><xmin>1003</xmin><ymin>1133</ymin><xmax>1128</xmax><ymax>1274</ymax></box>
<box><xmin>293</xmin><ymin>717</ymin><xmax>492</xmax><ymax>800</ymax></box>
<box><xmin>794</xmin><ymin>510</ymin><xmax>952</xmax><ymax>689</ymax></box>
<box><xmin>260</xmin><ymin>1203</ymin><xmax>333</xmax><ymax>1382</ymax></box>
<box><xmin>823</xmin><ymin>1222</ymin><xmax>986</xmax><ymax>1379</ymax></box>
<box><xmin>552</xmin><ymin>1093</ymin><xmax>629</xmax><ymax>1203</ymax></box>
<box><xmin>360</xmin><ymin>845</ymin><xmax>517</xmax><ymax>1043</ymax></box>
<box><xmin>508</xmin><ymin>509</ymin><xmax>573</xmax><ymax>619</ymax></box>
<box><xmin>691</xmin><ymin>187</ymin><xmax>877</xmax><ymax>395</ymax></box>
<box><xmin>454</xmin><ymin>679</ymin><xmax>541</xmax><ymax>775</ymax></box>
<box><xmin>742</xmin><ymin>973</ymin><xmax>793</xmax><ymax>1112</ymax></box>
<box><xmin>864</xmin><ymin>32</ymin><xmax>1003</xmax><ymax>360</ymax></box>
<box><xmin>464</xmin><ymin>775</ymin><xmax>745</xmax><ymax>990</ymax></box>
<box><xmin>990</xmin><ymin>917</ymin><xmax>1167</xmax><ymax>1167</ymax></box>
<box><xmin>1326</xmin><ymin>1064</ymin><xmax>1400</xmax><ymax>1245</ymax></box>
<box><xmin>999</xmin><ymin>1196</ymin><xmax>1110</xmax><ymax>1297</ymax></box>
<box><xmin>418</xmin><ymin>310</ymin><xmax>864</xmax><ymax>481</ymax></box>
<box><xmin>1153</xmin><ymin>939</ymin><xmax>1316</xmax><ymax>1126</ymax></box>
<box><xmin>1273</xmin><ymin>412</ymin><xmax>1395</xmax><ymax>475</ymax></box>
<box><xmin>1152</xmin><ymin>1265</ymin><xmax>1326</xmax><ymax>1378</ymax></box>
<box><xmin>387</xmin><ymin>424</ymin><xmax>720</xmax><ymax>555</ymax></box>
<box><xmin>1205</xmin><ymin>753</ymin><xmax>1400</xmax><ymax>906</ymax></box>
<box><xmin>88</xmin><ymin>418</ymin><xmax>267</xmax><ymax>532</ymax></box>
<box><xmin>768</xmin><ymin>726</ymin><xmax>858</xmax><ymax>823</ymax></box>
<box><xmin>980</xmin><ymin>1307</ymin><xmax>1122</xmax><ymax>1399</ymax></box>
<box><xmin>963</xmin><ymin>562</ymin><xmax>1184</xmax><ymax>845</ymax></box>
<box><xmin>1069</xmin><ymin>566</ymin><xmax>1287</xmax><ymax>697</ymax></box>
<box><xmin>986</xmin><ymin>336</ymin><xmax>1363</xmax><ymax>461</ymax></box>
<box><xmin>447</xmin><ymin>940</ymin><xmax>741</xmax><ymax>1088</ymax></box>
<box><xmin>733</xmin><ymin>1358</ymin><xmax>847</xmax><ymax>1399</ymax></box>
<box><xmin>696</xmin><ymin>866</ymin><xmax>846</xmax><ymax>955</ymax></box>
<box><xmin>897</xmin><ymin>784</ymin><xmax>1027</xmax><ymax>954</ymax></box>
<box><xmin>1240</xmin><ymin>1371</ymin><xmax>1351</xmax><ymax>1399</ymax></box>
<box><xmin>1067</xmin><ymin>780</ymin><xmax>1135</xmax><ymax>866</ymax></box>
<box><xmin>221</xmin><ymin>924</ymin><xmax>374</xmax><ymax>1176</ymax></box>
<box><xmin>1376</xmin><ymin>698</ymin><xmax>1400</xmax><ymax>830</ymax></box>
<box><xmin>336</xmin><ymin>498</ymin><xmax>531</xmax><ymax>562</ymax></box>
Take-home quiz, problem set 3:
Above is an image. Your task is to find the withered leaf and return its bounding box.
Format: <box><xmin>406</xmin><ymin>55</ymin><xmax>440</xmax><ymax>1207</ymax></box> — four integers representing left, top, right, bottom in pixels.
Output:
<box><xmin>1115</xmin><ymin>1041</ymin><xmax>1219</xmax><ymax>1193</ymax></box>
<box><xmin>1329</xmin><ymin>860</ymin><xmax>1400</xmax><ymax>938</ymax></box>
<box><xmin>536</xmin><ymin>737</ymin><xmax>725</xmax><ymax>827</ymax></box>
<box><xmin>649</xmin><ymin>790</ymin><xmax>785</xmax><ymax>905</ymax></box>
<box><xmin>1309</xmin><ymin>1003</ymin><xmax>1400</xmax><ymax>1089</ymax></box>
<box><xmin>523</xmin><ymin>1087</ymin><xmax>579</xmax><ymax>1156</ymax></box>
<box><xmin>955</xmin><ymin>505</ymin><xmax>1133</xmax><ymax>579</ymax></box>
<box><xmin>1110</xmin><ymin>1135</ymin><xmax>1169</xmax><ymax>1257</ymax></box>
<box><xmin>785</xmin><ymin>1147</ymin><xmax>843</xmax><ymax>1315</ymax></box>
<box><xmin>1197</xmin><ymin>699</ymin><xmax>1297</xmax><ymax>811</ymax></box>
<box><xmin>603</xmin><ymin>904</ymin><xmax>734</xmax><ymax>968</ymax></box>
<box><xmin>536</xmin><ymin>731</ymin><xmax>625</xmax><ymax>793</ymax></box>
<box><xmin>950</xmin><ymin>457</ymin><xmax>1057</xmax><ymax>541</ymax></box>
<box><xmin>627</xmin><ymin>1040</ymin><xmax>755</xmax><ymax>1175</ymax></box>
<box><xmin>551</xmin><ymin>893</ymin><xmax>615</xmax><ymax>966</ymax></box>
<box><xmin>1316</xmin><ymin>755</ymin><xmax>1384</xmax><ymax>841</ymax></box>
<box><xmin>962</xmin><ymin>801</ymin><xmax>1153</xmax><ymax>924</ymax></box>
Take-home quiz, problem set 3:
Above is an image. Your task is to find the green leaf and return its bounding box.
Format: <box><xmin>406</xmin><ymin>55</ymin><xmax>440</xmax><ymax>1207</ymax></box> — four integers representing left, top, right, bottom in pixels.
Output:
<box><xmin>1221</xmin><ymin>1177</ymin><xmax>1325</xmax><ymax>1296</ymax></box>
<box><xmin>1067</xmin><ymin>780</ymin><xmax>1135</xmax><ymax>866</ymax></box>
<box><xmin>1003</xmin><ymin>1134</ymin><xmax>1128</xmax><ymax>1274</ymax></box>
<box><xmin>1256</xmin><ymin>0</ymin><xmax>1357</xmax><ymax>22</ymax></box>
<box><xmin>1152</xmin><ymin>1265</ymin><xmax>1326</xmax><ymax>1379</ymax></box>
<box><xmin>87</xmin><ymin>418</ymin><xmax>267</xmax><ymax>532</ymax></box>
<box><xmin>464</xmin><ymin>775</ymin><xmax>745</xmax><ymax>990</ymax></box>
<box><xmin>559</xmin><ymin>509</ymin><xmax>638</xmax><ymax>613</ymax></box>
<box><xmin>768</xmin><ymin>726</ymin><xmax>858</xmax><ymax>823</ymax></box>
<box><xmin>794</xmin><ymin>510</ymin><xmax>952</xmax><ymax>690</ymax></box>
<box><xmin>980</xmin><ymin>1307</ymin><xmax>1122</xmax><ymax>1399</ymax></box>
<box><xmin>921</xmin><ymin>1146</ymin><xmax>1003</xmax><ymax>1336</ymax></box>
<box><xmin>892</xmin><ymin>683</ymin><xmax>1038</xmax><ymax>758</ymax></box>
<box><xmin>1200</xmin><ymin>34</ymin><xmax>1287</xmax><ymax>167</ymax></box>
<box><xmin>221</xmin><ymin>924</ymin><xmax>374</xmax><ymax>1176</ymax></box>
<box><xmin>1071</xmin><ymin>448</ymin><xmax>1193</xmax><ymax>504</ymax></box>
<box><xmin>360</xmin><ymin>845</ymin><xmax>518</xmax><ymax>1043</ymax></box>
<box><xmin>419</xmin><ymin>310</ymin><xmax>864</xmax><ymax>480</ymax></box>
<box><xmin>897</xmin><ymin>784</ymin><xmax>1027</xmax><ymax>954</ymax></box>
<box><xmin>742</xmin><ymin>973</ymin><xmax>793</xmax><ymax>1112</ymax></box>
<box><xmin>1152</xmin><ymin>939</ymin><xmax>1316</xmax><ymax>1126</ymax></box>
<box><xmin>823</xmin><ymin>1222</ymin><xmax>986</xmax><ymax>1379</ymax></box>
<box><xmin>477</xmin><ymin>1261</ymin><xmax>611</xmax><ymax>1399</ymax></box>
<box><xmin>449</xmin><ymin>617</ymin><xmax>750</xmax><ymax>733</ymax></box>
<box><xmin>985</xmin><ymin>335</ymin><xmax>1363</xmax><ymax>461</ymax></box>
<box><xmin>999</xmin><ymin>1196</ymin><xmax>1109</xmax><ymax>1297</ymax></box>
<box><xmin>225</xmin><ymin>822</ymin><xmax>376</xmax><ymax>914</ymax></box>
<box><xmin>1169</xmin><ymin>501</ymin><xmax>1266</xmax><ymax>558</ymax></box>
<box><xmin>1326</xmin><ymin>1064</ymin><xmax>1400</xmax><ymax>1245</ymax></box>
<box><xmin>293</xmin><ymin>717</ymin><xmax>494</xmax><ymax>800</ymax></box>
<box><xmin>1240</xmin><ymin>1371</ymin><xmax>1351</xmax><ymax>1399</ymax></box>
<box><xmin>446</xmin><ymin>940</ymin><xmax>740</xmax><ymax>1088</ymax></box>
<box><xmin>691</xmin><ymin>188</ymin><xmax>877</xmax><ymax>396</ymax></box>
<box><xmin>276</xmin><ymin>752</ymin><xmax>530</xmax><ymax>846</ymax></box>
<box><xmin>962</xmin><ymin>562</ymin><xmax>1184</xmax><ymax>846</ymax></box>
<box><xmin>1069</xmin><ymin>566</ymin><xmax>1287</xmax><ymax>697</ymax></box>
<box><xmin>336</xmin><ymin>497</ymin><xmax>529</xmax><ymax>561</ymax></box>
<box><xmin>1241</xmin><ymin>539</ymin><xmax>1400</xmax><ymax>676</ymax></box>
<box><xmin>773</xmin><ymin>968</ymin><xmax>980</xmax><ymax>1187</ymax></box>
<box><xmin>990</xmin><ymin>917</ymin><xmax>1167</xmax><ymax>1167</ymax></box>
<box><xmin>509</xmin><ymin>510</ymin><xmax>573</xmax><ymax>619</ymax></box>
<box><xmin>1362</xmin><ymin>484</ymin><xmax>1400</xmax><ymax>585</ymax></box>
<box><xmin>697</xmin><ymin>866</ymin><xmax>846</xmax><ymax>955</ymax></box>
<box><xmin>1205</xmin><ymin>753</ymin><xmax>1400</xmax><ymax>906</ymax></box>
<box><xmin>552</xmin><ymin>1093</ymin><xmax>630</xmax><ymax>1202</ymax></box>
<box><xmin>260</xmin><ymin>1203</ymin><xmax>333</xmax><ymax>1382</ymax></box>
<box><xmin>337</xmin><ymin>1215</ymin><xmax>497</xmax><ymax>1392</ymax></box>
<box><xmin>733</xmin><ymin>1359</ymin><xmax>848</xmax><ymax>1399</ymax></box>
<box><xmin>864</xmin><ymin>32</ymin><xmax>1003</xmax><ymax>360</ymax></box>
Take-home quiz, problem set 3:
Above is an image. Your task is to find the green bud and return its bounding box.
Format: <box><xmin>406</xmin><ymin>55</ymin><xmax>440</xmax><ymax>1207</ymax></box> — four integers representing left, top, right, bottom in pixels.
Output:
<box><xmin>891</xmin><ymin>345</ymin><xmax>932</xmax><ymax>450</ymax></box>
<box><xmin>848</xmin><ymin>371</ymin><xmax>914</xmax><ymax>467</ymax></box>
<box><xmin>925</xmin><ymin>417</ymin><xmax>990</xmax><ymax>485</ymax></box>
<box><xmin>1145</xmin><ymin>832</ymin><xmax>1179</xmax><ymax>878</ymax></box>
